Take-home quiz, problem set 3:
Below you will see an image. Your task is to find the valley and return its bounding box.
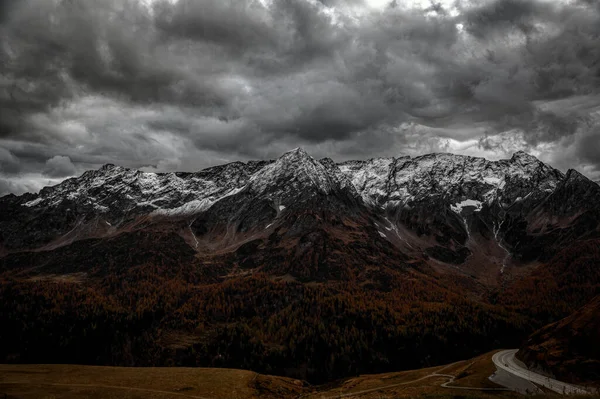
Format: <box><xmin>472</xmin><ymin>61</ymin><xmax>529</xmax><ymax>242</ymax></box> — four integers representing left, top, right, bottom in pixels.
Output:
<box><xmin>1</xmin><ymin>149</ymin><xmax>599</xmax><ymax>387</ymax></box>
<box><xmin>2</xmin><ymin>0</ymin><xmax>600</xmax><ymax>394</ymax></box>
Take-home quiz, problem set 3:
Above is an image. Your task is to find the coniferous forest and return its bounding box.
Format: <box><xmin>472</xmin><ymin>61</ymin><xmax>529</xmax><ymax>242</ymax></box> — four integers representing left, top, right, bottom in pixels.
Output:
<box><xmin>2</xmin><ymin>233</ymin><xmax>599</xmax><ymax>384</ymax></box>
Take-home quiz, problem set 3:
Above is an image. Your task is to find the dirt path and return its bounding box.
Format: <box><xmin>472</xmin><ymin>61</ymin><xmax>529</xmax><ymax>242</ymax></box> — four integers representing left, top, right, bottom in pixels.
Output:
<box><xmin>437</xmin><ymin>372</ymin><xmax>510</xmax><ymax>391</ymax></box>
<box><xmin>311</xmin><ymin>361</ymin><xmax>509</xmax><ymax>398</ymax></box>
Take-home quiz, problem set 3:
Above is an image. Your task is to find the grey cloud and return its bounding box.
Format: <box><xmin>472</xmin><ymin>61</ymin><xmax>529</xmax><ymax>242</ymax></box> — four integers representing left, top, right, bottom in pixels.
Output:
<box><xmin>575</xmin><ymin>128</ymin><xmax>600</xmax><ymax>167</ymax></box>
<box><xmin>318</xmin><ymin>0</ymin><xmax>365</xmax><ymax>6</ymax></box>
<box><xmin>525</xmin><ymin>111</ymin><xmax>587</xmax><ymax>145</ymax></box>
<box><xmin>0</xmin><ymin>148</ymin><xmax>20</xmax><ymax>174</ymax></box>
<box><xmin>1</xmin><ymin>0</ymin><xmax>227</xmax><ymax>133</ymax></box>
<box><xmin>462</xmin><ymin>0</ymin><xmax>553</xmax><ymax>39</ymax></box>
<box><xmin>43</xmin><ymin>155</ymin><xmax>76</xmax><ymax>178</ymax></box>
<box><xmin>0</xmin><ymin>0</ymin><xmax>17</xmax><ymax>23</ymax></box>
<box><xmin>421</xmin><ymin>1</ymin><xmax>600</xmax><ymax>143</ymax></box>
<box><xmin>153</xmin><ymin>0</ymin><xmax>277</xmax><ymax>51</ymax></box>
<box><xmin>250</xmin><ymin>80</ymin><xmax>391</xmax><ymax>142</ymax></box>
<box><xmin>0</xmin><ymin>177</ymin><xmax>23</xmax><ymax>196</ymax></box>
<box><xmin>153</xmin><ymin>0</ymin><xmax>348</xmax><ymax>75</ymax></box>
<box><xmin>0</xmin><ymin>174</ymin><xmax>63</xmax><ymax>196</ymax></box>
<box><xmin>2</xmin><ymin>0</ymin><xmax>600</xmax><ymax>195</ymax></box>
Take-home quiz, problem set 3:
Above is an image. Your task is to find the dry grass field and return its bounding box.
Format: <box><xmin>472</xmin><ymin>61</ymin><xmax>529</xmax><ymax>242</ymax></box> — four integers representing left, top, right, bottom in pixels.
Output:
<box><xmin>1</xmin><ymin>351</ymin><xmax>599</xmax><ymax>399</ymax></box>
<box><xmin>0</xmin><ymin>364</ymin><xmax>304</xmax><ymax>399</ymax></box>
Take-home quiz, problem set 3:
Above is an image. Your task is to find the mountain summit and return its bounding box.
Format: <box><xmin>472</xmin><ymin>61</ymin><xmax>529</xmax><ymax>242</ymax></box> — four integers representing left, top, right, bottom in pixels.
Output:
<box><xmin>1</xmin><ymin>149</ymin><xmax>598</xmax><ymax>280</ymax></box>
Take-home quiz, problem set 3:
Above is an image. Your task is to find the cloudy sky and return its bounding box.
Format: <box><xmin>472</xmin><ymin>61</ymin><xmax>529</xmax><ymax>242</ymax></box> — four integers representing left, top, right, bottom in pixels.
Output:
<box><xmin>1</xmin><ymin>0</ymin><xmax>600</xmax><ymax>195</ymax></box>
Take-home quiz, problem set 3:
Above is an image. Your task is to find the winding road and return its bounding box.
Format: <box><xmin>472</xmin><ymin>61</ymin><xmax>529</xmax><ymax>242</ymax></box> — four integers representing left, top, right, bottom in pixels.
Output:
<box><xmin>311</xmin><ymin>361</ymin><xmax>510</xmax><ymax>399</ymax></box>
<box><xmin>492</xmin><ymin>349</ymin><xmax>590</xmax><ymax>395</ymax></box>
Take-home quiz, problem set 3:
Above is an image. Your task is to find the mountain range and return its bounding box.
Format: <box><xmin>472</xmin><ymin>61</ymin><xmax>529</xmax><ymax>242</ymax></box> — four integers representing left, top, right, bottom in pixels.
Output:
<box><xmin>1</xmin><ymin>148</ymin><xmax>599</xmax><ymax>383</ymax></box>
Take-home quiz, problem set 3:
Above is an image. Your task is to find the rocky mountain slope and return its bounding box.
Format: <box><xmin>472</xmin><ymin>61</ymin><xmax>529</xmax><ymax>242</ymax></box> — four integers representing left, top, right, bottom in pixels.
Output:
<box><xmin>2</xmin><ymin>148</ymin><xmax>600</xmax><ymax>383</ymax></box>
<box><xmin>2</xmin><ymin>148</ymin><xmax>599</xmax><ymax>284</ymax></box>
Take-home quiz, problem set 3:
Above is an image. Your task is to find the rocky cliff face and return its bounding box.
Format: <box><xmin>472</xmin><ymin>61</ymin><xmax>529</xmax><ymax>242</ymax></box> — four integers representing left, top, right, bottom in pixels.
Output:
<box><xmin>1</xmin><ymin>148</ymin><xmax>599</xmax><ymax>283</ymax></box>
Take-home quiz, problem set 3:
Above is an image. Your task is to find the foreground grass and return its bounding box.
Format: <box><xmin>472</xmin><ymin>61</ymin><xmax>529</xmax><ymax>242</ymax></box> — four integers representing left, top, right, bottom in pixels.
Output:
<box><xmin>1</xmin><ymin>351</ymin><xmax>598</xmax><ymax>399</ymax></box>
<box><xmin>0</xmin><ymin>364</ymin><xmax>303</xmax><ymax>399</ymax></box>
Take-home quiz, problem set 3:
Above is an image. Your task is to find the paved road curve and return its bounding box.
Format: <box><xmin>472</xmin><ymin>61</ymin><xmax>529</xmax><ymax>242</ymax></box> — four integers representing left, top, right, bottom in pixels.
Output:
<box><xmin>492</xmin><ymin>349</ymin><xmax>590</xmax><ymax>395</ymax></box>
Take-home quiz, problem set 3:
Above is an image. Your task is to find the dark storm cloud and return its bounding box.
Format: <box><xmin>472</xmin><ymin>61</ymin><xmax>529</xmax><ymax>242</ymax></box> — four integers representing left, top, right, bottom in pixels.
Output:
<box><xmin>1</xmin><ymin>0</ymin><xmax>227</xmax><ymax>137</ymax></box>
<box><xmin>153</xmin><ymin>0</ymin><xmax>350</xmax><ymax>75</ymax></box>
<box><xmin>462</xmin><ymin>0</ymin><xmax>552</xmax><ymax>38</ymax></box>
<box><xmin>0</xmin><ymin>148</ymin><xmax>20</xmax><ymax>174</ymax></box>
<box><xmin>576</xmin><ymin>128</ymin><xmax>600</xmax><ymax>168</ymax></box>
<box><xmin>43</xmin><ymin>155</ymin><xmax>76</xmax><ymax>178</ymax></box>
<box><xmin>2</xmin><ymin>0</ymin><xmax>600</xmax><ymax>195</ymax></box>
<box><xmin>0</xmin><ymin>0</ymin><xmax>17</xmax><ymax>22</ymax></box>
<box><xmin>420</xmin><ymin>0</ymin><xmax>600</xmax><ymax>147</ymax></box>
<box><xmin>153</xmin><ymin>0</ymin><xmax>277</xmax><ymax>50</ymax></box>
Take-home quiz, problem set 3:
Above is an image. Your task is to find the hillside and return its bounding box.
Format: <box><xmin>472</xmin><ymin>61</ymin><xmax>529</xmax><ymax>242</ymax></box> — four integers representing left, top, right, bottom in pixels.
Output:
<box><xmin>518</xmin><ymin>295</ymin><xmax>600</xmax><ymax>387</ymax></box>
<box><xmin>1</xmin><ymin>149</ymin><xmax>599</xmax><ymax>383</ymax></box>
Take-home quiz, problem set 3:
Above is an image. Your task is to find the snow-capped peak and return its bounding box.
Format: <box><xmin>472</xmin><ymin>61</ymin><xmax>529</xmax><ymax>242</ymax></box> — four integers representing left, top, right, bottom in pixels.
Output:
<box><xmin>283</xmin><ymin>147</ymin><xmax>310</xmax><ymax>157</ymax></box>
<box><xmin>11</xmin><ymin>150</ymin><xmax>566</xmax><ymax>219</ymax></box>
<box><xmin>510</xmin><ymin>150</ymin><xmax>540</xmax><ymax>164</ymax></box>
<box><xmin>99</xmin><ymin>163</ymin><xmax>120</xmax><ymax>171</ymax></box>
<box><xmin>19</xmin><ymin>160</ymin><xmax>262</xmax><ymax>217</ymax></box>
<box><xmin>248</xmin><ymin>147</ymin><xmax>336</xmax><ymax>198</ymax></box>
<box><xmin>338</xmin><ymin>152</ymin><xmax>563</xmax><ymax>208</ymax></box>
<box><xmin>2</xmin><ymin>149</ymin><xmax>590</xmax><ymax>257</ymax></box>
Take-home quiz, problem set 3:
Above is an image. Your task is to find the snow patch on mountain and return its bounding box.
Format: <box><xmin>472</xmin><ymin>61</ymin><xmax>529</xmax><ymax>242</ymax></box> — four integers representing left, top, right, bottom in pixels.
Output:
<box><xmin>151</xmin><ymin>198</ymin><xmax>214</xmax><ymax>217</ymax></box>
<box><xmin>23</xmin><ymin>198</ymin><xmax>43</xmax><ymax>207</ymax></box>
<box><xmin>451</xmin><ymin>199</ymin><xmax>483</xmax><ymax>214</ymax></box>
